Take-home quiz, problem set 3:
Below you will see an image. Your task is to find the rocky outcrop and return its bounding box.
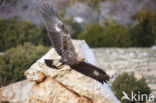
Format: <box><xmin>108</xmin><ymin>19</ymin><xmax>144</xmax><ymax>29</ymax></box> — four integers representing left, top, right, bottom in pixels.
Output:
<box><xmin>0</xmin><ymin>40</ymin><xmax>120</xmax><ymax>103</ymax></box>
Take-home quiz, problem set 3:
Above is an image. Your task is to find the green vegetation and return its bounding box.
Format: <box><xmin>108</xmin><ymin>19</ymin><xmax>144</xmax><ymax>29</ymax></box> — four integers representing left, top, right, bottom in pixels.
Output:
<box><xmin>0</xmin><ymin>17</ymin><xmax>50</xmax><ymax>87</ymax></box>
<box><xmin>0</xmin><ymin>0</ymin><xmax>18</xmax><ymax>5</ymax></box>
<box><xmin>78</xmin><ymin>10</ymin><xmax>156</xmax><ymax>47</ymax></box>
<box><xmin>112</xmin><ymin>72</ymin><xmax>151</xmax><ymax>103</ymax></box>
<box><xmin>0</xmin><ymin>42</ymin><xmax>49</xmax><ymax>87</ymax></box>
<box><xmin>78</xmin><ymin>22</ymin><xmax>131</xmax><ymax>47</ymax></box>
<box><xmin>131</xmin><ymin>10</ymin><xmax>156</xmax><ymax>47</ymax></box>
<box><xmin>0</xmin><ymin>17</ymin><xmax>50</xmax><ymax>52</ymax></box>
<box><xmin>78</xmin><ymin>23</ymin><xmax>104</xmax><ymax>47</ymax></box>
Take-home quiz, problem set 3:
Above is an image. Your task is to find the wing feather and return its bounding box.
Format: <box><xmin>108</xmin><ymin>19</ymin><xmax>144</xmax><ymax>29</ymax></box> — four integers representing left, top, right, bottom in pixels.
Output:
<box><xmin>41</xmin><ymin>4</ymin><xmax>79</xmax><ymax>65</ymax></box>
<box><xmin>40</xmin><ymin>4</ymin><xmax>63</xmax><ymax>56</ymax></box>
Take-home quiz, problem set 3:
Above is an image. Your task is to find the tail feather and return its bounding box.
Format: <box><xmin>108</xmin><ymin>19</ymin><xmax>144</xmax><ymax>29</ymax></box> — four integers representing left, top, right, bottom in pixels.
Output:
<box><xmin>71</xmin><ymin>62</ymin><xmax>110</xmax><ymax>83</ymax></box>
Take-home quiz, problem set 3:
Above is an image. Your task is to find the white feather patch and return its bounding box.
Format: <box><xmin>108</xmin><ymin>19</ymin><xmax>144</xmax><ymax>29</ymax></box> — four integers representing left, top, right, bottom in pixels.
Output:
<box><xmin>93</xmin><ymin>70</ymin><xmax>100</xmax><ymax>76</ymax></box>
<box><xmin>55</xmin><ymin>26</ymin><xmax>61</xmax><ymax>32</ymax></box>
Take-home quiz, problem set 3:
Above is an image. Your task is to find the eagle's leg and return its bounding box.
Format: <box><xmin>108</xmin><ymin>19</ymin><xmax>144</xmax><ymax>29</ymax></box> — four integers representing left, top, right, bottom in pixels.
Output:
<box><xmin>56</xmin><ymin>64</ymin><xmax>63</xmax><ymax>69</ymax></box>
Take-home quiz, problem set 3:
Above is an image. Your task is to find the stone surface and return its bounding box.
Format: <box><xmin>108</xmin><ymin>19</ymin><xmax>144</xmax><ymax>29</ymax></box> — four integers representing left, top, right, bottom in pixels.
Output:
<box><xmin>0</xmin><ymin>40</ymin><xmax>120</xmax><ymax>103</ymax></box>
<box><xmin>0</xmin><ymin>80</ymin><xmax>34</xmax><ymax>102</ymax></box>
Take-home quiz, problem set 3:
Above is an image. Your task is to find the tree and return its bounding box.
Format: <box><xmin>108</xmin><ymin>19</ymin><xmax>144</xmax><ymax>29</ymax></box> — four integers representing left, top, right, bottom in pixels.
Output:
<box><xmin>131</xmin><ymin>10</ymin><xmax>156</xmax><ymax>47</ymax></box>
<box><xmin>0</xmin><ymin>42</ymin><xmax>49</xmax><ymax>87</ymax></box>
<box><xmin>78</xmin><ymin>22</ymin><xmax>132</xmax><ymax>47</ymax></box>
<box><xmin>0</xmin><ymin>0</ymin><xmax>18</xmax><ymax>6</ymax></box>
<box><xmin>0</xmin><ymin>17</ymin><xmax>50</xmax><ymax>51</ymax></box>
<box><xmin>78</xmin><ymin>23</ymin><xmax>104</xmax><ymax>47</ymax></box>
<box><xmin>112</xmin><ymin>72</ymin><xmax>151</xmax><ymax>103</ymax></box>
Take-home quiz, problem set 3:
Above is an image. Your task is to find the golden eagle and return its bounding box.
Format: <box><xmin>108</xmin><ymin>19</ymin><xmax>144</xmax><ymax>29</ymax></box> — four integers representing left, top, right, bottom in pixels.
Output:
<box><xmin>40</xmin><ymin>4</ymin><xmax>110</xmax><ymax>83</ymax></box>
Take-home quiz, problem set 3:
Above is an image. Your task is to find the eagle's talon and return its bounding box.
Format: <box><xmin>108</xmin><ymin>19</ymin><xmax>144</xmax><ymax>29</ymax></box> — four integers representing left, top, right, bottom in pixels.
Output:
<box><xmin>56</xmin><ymin>65</ymin><xmax>63</xmax><ymax>69</ymax></box>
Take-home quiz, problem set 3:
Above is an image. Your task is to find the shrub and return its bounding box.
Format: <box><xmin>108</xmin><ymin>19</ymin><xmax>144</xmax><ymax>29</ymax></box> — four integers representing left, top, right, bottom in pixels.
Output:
<box><xmin>0</xmin><ymin>0</ymin><xmax>18</xmax><ymax>5</ymax></box>
<box><xmin>78</xmin><ymin>23</ymin><xmax>104</xmax><ymax>47</ymax></box>
<box><xmin>112</xmin><ymin>72</ymin><xmax>151</xmax><ymax>103</ymax></box>
<box><xmin>0</xmin><ymin>17</ymin><xmax>50</xmax><ymax>52</ymax></box>
<box><xmin>102</xmin><ymin>22</ymin><xmax>132</xmax><ymax>47</ymax></box>
<box><xmin>78</xmin><ymin>22</ymin><xmax>132</xmax><ymax>47</ymax></box>
<box><xmin>131</xmin><ymin>10</ymin><xmax>156</xmax><ymax>47</ymax></box>
<box><xmin>0</xmin><ymin>42</ymin><xmax>49</xmax><ymax>87</ymax></box>
<box><xmin>37</xmin><ymin>25</ymin><xmax>51</xmax><ymax>46</ymax></box>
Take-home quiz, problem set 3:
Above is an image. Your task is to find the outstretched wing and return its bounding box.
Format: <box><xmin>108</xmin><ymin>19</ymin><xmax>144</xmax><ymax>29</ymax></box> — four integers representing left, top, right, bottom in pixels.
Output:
<box><xmin>40</xmin><ymin>4</ymin><xmax>78</xmax><ymax>65</ymax></box>
<box><xmin>40</xmin><ymin>4</ymin><xmax>63</xmax><ymax>56</ymax></box>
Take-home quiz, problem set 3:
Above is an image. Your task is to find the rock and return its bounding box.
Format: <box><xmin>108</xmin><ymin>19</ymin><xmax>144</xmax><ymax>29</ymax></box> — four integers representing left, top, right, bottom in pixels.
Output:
<box><xmin>0</xmin><ymin>40</ymin><xmax>120</xmax><ymax>103</ymax></box>
<box><xmin>0</xmin><ymin>80</ymin><xmax>34</xmax><ymax>102</ymax></box>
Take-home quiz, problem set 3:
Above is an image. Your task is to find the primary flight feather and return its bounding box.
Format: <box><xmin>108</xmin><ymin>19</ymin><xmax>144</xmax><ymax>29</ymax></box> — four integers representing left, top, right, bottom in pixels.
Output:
<box><xmin>40</xmin><ymin>4</ymin><xmax>110</xmax><ymax>83</ymax></box>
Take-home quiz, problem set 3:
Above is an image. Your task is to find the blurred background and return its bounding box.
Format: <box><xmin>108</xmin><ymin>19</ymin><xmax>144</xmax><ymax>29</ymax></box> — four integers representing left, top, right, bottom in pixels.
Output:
<box><xmin>0</xmin><ymin>0</ymin><xmax>155</xmax><ymax>102</ymax></box>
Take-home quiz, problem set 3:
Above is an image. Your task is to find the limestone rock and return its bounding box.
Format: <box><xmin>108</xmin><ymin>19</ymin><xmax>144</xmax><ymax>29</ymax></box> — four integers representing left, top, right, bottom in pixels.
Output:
<box><xmin>0</xmin><ymin>80</ymin><xmax>34</xmax><ymax>102</ymax></box>
<box><xmin>0</xmin><ymin>40</ymin><xmax>120</xmax><ymax>103</ymax></box>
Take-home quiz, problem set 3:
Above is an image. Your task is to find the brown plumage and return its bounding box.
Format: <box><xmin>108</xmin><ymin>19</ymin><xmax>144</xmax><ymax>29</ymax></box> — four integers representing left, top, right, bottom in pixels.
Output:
<box><xmin>40</xmin><ymin>4</ymin><xmax>110</xmax><ymax>83</ymax></box>
<box><xmin>40</xmin><ymin>4</ymin><xmax>78</xmax><ymax>65</ymax></box>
